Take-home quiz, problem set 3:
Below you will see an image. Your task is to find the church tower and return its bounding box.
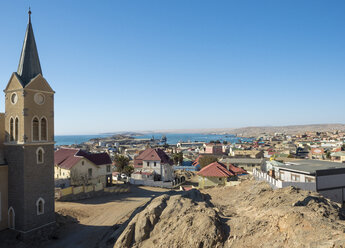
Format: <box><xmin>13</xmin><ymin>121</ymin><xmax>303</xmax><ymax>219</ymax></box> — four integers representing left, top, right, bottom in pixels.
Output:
<box><xmin>4</xmin><ymin>10</ymin><xmax>55</xmax><ymax>233</ymax></box>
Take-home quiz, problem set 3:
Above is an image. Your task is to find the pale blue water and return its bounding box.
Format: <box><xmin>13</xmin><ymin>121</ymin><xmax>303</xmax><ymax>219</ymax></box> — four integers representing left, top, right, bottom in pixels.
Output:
<box><xmin>55</xmin><ymin>133</ymin><xmax>253</xmax><ymax>146</ymax></box>
<box><xmin>55</xmin><ymin>134</ymin><xmax>108</xmax><ymax>146</ymax></box>
<box><xmin>135</xmin><ymin>133</ymin><xmax>253</xmax><ymax>145</ymax></box>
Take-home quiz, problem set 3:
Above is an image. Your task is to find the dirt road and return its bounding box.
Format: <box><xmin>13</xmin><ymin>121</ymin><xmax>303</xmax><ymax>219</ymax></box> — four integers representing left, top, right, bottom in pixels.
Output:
<box><xmin>43</xmin><ymin>186</ymin><xmax>171</xmax><ymax>248</ymax></box>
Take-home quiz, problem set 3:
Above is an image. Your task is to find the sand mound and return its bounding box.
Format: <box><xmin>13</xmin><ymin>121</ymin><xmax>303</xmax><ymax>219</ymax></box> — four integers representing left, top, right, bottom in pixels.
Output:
<box><xmin>111</xmin><ymin>178</ymin><xmax>345</xmax><ymax>247</ymax></box>
<box><xmin>114</xmin><ymin>189</ymin><xmax>226</xmax><ymax>248</ymax></box>
<box><xmin>205</xmin><ymin>179</ymin><xmax>345</xmax><ymax>247</ymax></box>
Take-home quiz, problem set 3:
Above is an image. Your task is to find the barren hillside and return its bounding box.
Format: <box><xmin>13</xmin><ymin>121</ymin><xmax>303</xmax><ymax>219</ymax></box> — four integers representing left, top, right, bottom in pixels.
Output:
<box><xmin>111</xmin><ymin>177</ymin><xmax>345</xmax><ymax>248</ymax></box>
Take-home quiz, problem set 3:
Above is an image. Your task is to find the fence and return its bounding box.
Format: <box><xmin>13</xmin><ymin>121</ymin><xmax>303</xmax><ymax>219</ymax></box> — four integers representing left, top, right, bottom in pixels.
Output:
<box><xmin>129</xmin><ymin>177</ymin><xmax>185</xmax><ymax>188</ymax></box>
<box><xmin>253</xmin><ymin>168</ymin><xmax>316</xmax><ymax>191</ymax></box>
<box><xmin>55</xmin><ymin>183</ymin><xmax>130</xmax><ymax>199</ymax></box>
<box><xmin>129</xmin><ymin>178</ymin><xmax>173</xmax><ymax>188</ymax></box>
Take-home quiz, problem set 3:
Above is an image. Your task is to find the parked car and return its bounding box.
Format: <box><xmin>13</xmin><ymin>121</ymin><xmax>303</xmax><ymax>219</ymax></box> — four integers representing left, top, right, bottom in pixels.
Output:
<box><xmin>120</xmin><ymin>174</ymin><xmax>127</xmax><ymax>179</ymax></box>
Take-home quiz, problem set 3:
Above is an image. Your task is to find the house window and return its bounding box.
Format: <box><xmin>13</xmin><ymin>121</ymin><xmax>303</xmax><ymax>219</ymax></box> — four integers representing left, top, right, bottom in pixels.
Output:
<box><xmin>88</xmin><ymin>168</ymin><xmax>92</xmax><ymax>177</ymax></box>
<box><xmin>9</xmin><ymin>117</ymin><xmax>14</xmax><ymax>141</ymax></box>
<box><xmin>147</xmin><ymin>162</ymin><xmax>150</xmax><ymax>167</ymax></box>
<box><xmin>82</xmin><ymin>161</ymin><xmax>84</xmax><ymax>165</ymax></box>
<box><xmin>40</xmin><ymin>117</ymin><xmax>47</xmax><ymax>141</ymax></box>
<box><xmin>280</xmin><ymin>172</ymin><xmax>285</xmax><ymax>181</ymax></box>
<box><xmin>36</xmin><ymin>198</ymin><xmax>45</xmax><ymax>215</ymax></box>
<box><xmin>291</xmin><ymin>174</ymin><xmax>300</xmax><ymax>182</ymax></box>
<box><xmin>107</xmin><ymin>165</ymin><xmax>111</xmax><ymax>173</ymax></box>
<box><xmin>36</xmin><ymin>147</ymin><xmax>44</xmax><ymax>164</ymax></box>
<box><xmin>15</xmin><ymin>118</ymin><xmax>19</xmax><ymax>141</ymax></box>
<box><xmin>32</xmin><ymin>117</ymin><xmax>39</xmax><ymax>141</ymax></box>
<box><xmin>154</xmin><ymin>162</ymin><xmax>156</xmax><ymax>167</ymax></box>
<box><xmin>305</xmin><ymin>177</ymin><xmax>315</xmax><ymax>183</ymax></box>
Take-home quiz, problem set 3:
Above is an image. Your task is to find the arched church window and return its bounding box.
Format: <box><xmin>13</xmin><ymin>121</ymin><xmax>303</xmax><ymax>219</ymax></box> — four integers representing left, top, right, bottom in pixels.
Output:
<box><xmin>8</xmin><ymin>207</ymin><xmax>15</xmax><ymax>229</ymax></box>
<box><xmin>32</xmin><ymin>117</ymin><xmax>39</xmax><ymax>141</ymax></box>
<box><xmin>36</xmin><ymin>147</ymin><xmax>44</xmax><ymax>164</ymax></box>
<box><xmin>15</xmin><ymin>117</ymin><xmax>19</xmax><ymax>141</ymax></box>
<box><xmin>9</xmin><ymin>117</ymin><xmax>14</xmax><ymax>141</ymax></box>
<box><xmin>36</xmin><ymin>198</ymin><xmax>45</xmax><ymax>215</ymax></box>
<box><xmin>41</xmin><ymin>117</ymin><xmax>47</xmax><ymax>141</ymax></box>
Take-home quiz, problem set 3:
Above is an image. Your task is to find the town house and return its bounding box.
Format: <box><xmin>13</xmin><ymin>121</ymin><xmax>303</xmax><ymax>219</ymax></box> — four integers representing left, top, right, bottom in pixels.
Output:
<box><xmin>54</xmin><ymin>148</ymin><xmax>113</xmax><ymax>187</ymax></box>
<box><xmin>133</xmin><ymin>148</ymin><xmax>174</xmax><ymax>181</ymax></box>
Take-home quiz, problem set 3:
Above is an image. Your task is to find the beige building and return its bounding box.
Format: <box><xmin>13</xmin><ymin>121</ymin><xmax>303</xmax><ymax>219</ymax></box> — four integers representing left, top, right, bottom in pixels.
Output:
<box><xmin>54</xmin><ymin>148</ymin><xmax>113</xmax><ymax>187</ymax></box>
<box><xmin>231</xmin><ymin>149</ymin><xmax>264</xmax><ymax>158</ymax></box>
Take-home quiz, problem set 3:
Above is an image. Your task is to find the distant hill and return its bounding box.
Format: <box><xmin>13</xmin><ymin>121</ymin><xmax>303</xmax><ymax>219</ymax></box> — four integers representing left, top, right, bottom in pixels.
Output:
<box><xmin>105</xmin><ymin>124</ymin><xmax>345</xmax><ymax>137</ymax></box>
<box><xmin>229</xmin><ymin>124</ymin><xmax>345</xmax><ymax>137</ymax></box>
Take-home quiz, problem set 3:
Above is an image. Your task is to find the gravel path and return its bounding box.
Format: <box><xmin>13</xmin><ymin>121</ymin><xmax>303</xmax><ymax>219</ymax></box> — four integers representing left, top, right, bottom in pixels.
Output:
<box><xmin>43</xmin><ymin>186</ymin><xmax>171</xmax><ymax>248</ymax></box>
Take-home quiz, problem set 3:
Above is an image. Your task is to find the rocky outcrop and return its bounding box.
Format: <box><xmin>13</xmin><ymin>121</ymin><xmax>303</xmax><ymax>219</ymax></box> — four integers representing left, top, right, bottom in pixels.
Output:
<box><xmin>114</xmin><ymin>190</ymin><xmax>226</xmax><ymax>248</ymax></box>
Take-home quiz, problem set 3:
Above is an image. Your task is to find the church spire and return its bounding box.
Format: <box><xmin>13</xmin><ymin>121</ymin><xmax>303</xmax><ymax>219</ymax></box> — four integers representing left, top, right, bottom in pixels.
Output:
<box><xmin>17</xmin><ymin>8</ymin><xmax>42</xmax><ymax>86</ymax></box>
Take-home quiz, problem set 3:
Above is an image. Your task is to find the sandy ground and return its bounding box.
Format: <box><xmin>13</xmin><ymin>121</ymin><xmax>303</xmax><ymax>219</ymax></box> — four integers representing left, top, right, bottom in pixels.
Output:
<box><xmin>111</xmin><ymin>176</ymin><xmax>345</xmax><ymax>248</ymax></box>
<box><xmin>42</xmin><ymin>186</ymin><xmax>171</xmax><ymax>248</ymax></box>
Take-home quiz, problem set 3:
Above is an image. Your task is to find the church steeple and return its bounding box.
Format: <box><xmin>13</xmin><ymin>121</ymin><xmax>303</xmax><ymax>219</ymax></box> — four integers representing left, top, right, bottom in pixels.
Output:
<box><xmin>17</xmin><ymin>8</ymin><xmax>42</xmax><ymax>86</ymax></box>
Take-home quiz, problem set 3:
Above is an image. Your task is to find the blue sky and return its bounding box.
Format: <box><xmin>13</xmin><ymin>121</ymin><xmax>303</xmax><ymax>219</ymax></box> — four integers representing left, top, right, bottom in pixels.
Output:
<box><xmin>0</xmin><ymin>0</ymin><xmax>344</xmax><ymax>135</ymax></box>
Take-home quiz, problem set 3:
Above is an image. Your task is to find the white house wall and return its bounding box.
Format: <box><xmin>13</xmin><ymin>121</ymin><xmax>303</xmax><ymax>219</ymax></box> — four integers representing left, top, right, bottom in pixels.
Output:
<box><xmin>279</xmin><ymin>170</ymin><xmax>315</xmax><ymax>183</ymax></box>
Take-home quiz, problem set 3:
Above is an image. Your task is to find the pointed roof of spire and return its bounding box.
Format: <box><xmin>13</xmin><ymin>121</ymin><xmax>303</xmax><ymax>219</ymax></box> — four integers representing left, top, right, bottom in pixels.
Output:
<box><xmin>17</xmin><ymin>8</ymin><xmax>42</xmax><ymax>86</ymax></box>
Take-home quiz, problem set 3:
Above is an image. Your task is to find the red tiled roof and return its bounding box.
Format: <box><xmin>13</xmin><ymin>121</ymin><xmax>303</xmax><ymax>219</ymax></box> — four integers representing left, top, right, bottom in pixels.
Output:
<box><xmin>197</xmin><ymin>161</ymin><xmax>234</xmax><ymax>177</ymax></box>
<box><xmin>76</xmin><ymin>150</ymin><xmax>112</xmax><ymax>165</ymax></box>
<box><xmin>192</xmin><ymin>155</ymin><xmax>203</xmax><ymax>166</ymax></box>
<box><xmin>227</xmin><ymin>163</ymin><xmax>247</xmax><ymax>175</ymax></box>
<box><xmin>55</xmin><ymin>148</ymin><xmax>111</xmax><ymax>170</ymax></box>
<box><xmin>134</xmin><ymin>148</ymin><xmax>172</xmax><ymax>168</ymax></box>
<box><xmin>54</xmin><ymin>148</ymin><xmax>81</xmax><ymax>170</ymax></box>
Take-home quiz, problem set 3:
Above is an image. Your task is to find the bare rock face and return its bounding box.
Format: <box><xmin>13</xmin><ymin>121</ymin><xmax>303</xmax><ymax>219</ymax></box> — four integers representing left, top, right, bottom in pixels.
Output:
<box><xmin>114</xmin><ymin>190</ymin><xmax>226</xmax><ymax>248</ymax></box>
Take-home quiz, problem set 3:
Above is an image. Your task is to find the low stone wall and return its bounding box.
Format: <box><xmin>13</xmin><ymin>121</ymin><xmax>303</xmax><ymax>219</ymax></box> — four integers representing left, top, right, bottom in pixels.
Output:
<box><xmin>55</xmin><ymin>183</ymin><xmax>130</xmax><ymax>201</ymax></box>
<box><xmin>129</xmin><ymin>178</ymin><xmax>173</xmax><ymax>188</ymax></box>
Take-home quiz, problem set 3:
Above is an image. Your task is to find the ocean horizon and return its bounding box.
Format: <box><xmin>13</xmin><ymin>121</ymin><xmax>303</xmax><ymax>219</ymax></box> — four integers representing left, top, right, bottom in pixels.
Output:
<box><xmin>55</xmin><ymin>133</ymin><xmax>253</xmax><ymax>146</ymax></box>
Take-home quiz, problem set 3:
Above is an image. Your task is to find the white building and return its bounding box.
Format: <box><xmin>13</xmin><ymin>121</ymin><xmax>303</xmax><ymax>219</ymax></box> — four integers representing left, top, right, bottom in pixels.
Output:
<box><xmin>133</xmin><ymin>148</ymin><xmax>174</xmax><ymax>181</ymax></box>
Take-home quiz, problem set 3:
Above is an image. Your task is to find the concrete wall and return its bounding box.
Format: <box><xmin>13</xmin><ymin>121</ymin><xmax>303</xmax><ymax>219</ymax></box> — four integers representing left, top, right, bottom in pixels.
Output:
<box><xmin>318</xmin><ymin>189</ymin><xmax>345</xmax><ymax>204</ymax></box>
<box><xmin>0</xmin><ymin>165</ymin><xmax>8</xmax><ymax>231</ymax></box>
<box><xmin>162</xmin><ymin>164</ymin><xmax>174</xmax><ymax>181</ymax></box>
<box><xmin>129</xmin><ymin>178</ymin><xmax>173</xmax><ymax>188</ymax></box>
<box><xmin>317</xmin><ymin>174</ymin><xmax>345</xmax><ymax>190</ymax></box>
<box><xmin>278</xmin><ymin>169</ymin><xmax>315</xmax><ymax>183</ymax></box>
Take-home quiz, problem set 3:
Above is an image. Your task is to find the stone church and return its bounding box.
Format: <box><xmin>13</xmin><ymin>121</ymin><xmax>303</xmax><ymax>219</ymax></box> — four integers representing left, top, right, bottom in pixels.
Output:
<box><xmin>0</xmin><ymin>10</ymin><xmax>55</xmax><ymax>234</ymax></box>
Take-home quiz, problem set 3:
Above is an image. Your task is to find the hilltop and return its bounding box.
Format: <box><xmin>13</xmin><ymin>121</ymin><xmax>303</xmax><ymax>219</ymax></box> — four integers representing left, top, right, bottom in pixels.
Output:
<box><xmin>110</xmin><ymin>177</ymin><xmax>345</xmax><ymax>248</ymax></box>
